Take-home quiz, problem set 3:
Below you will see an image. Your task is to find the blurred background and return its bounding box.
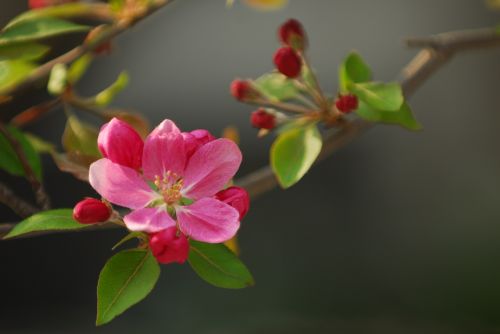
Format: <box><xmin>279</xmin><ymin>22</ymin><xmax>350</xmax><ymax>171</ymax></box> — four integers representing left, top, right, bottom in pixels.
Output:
<box><xmin>2</xmin><ymin>0</ymin><xmax>500</xmax><ymax>333</ymax></box>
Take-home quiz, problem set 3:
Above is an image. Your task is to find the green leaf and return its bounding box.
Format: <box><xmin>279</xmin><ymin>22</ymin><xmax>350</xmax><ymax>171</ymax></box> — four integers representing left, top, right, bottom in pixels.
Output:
<box><xmin>339</xmin><ymin>52</ymin><xmax>372</xmax><ymax>92</ymax></box>
<box><xmin>97</xmin><ymin>249</ymin><xmax>160</xmax><ymax>326</ymax></box>
<box><xmin>356</xmin><ymin>101</ymin><xmax>422</xmax><ymax>131</ymax></box>
<box><xmin>0</xmin><ymin>42</ymin><xmax>49</xmax><ymax>61</ymax></box>
<box><xmin>5</xmin><ymin>3</ymin><xmax>109</xmax><ymax>30</ymax></box>
<box><xmin>0</xmin><ymin>60</ymin><xmax>36</xmax><ymax>92</ymax></box>
<box><xmin>0</xmin><ymin>125</ymin><xmax>42</xmax><ymax>180</ymax></box>
<box><xmin>188</xmin><ymin>240</ymin><xmax>254</xmax><ymax>289</ymax></box>
<box><xmin>270</xmin><ymin>123</ymin><xmax>322</xmax><ymax>188</ymax></box>
<box><xmin>0</xmin><ymin>17</ymin><xmax>90</xmax><ymax>46</ymax></box>
<box><xmin>254</xmin><ymin>72</ymin><xmax>299</xmax><ymax>102</ymax></box>
<box><xmin>349</xmin><ymin>81</ymin><xmax>403</xmax><ymax>112</ymax></box>
<box><xmin>109</xmin><ymin>0</ymin><xmax>126</xmax><ymax>12</ymax></box>
<box><xmin>67</xmin><ymin>54</ymin><xmax>93</xmax><ymax>84</ymax></box>
<box><xmin>25</xmin><ymin>133</ymin><xmax>55</xmax><ymax>154</ymax></box>
<box><xmin>95</xmin><ymin>71</ymin><xmax>129</xmax><ymax>106</ymax></box>
<box><xmin>47</xmin><ymin>63</ymin><xmax>68</xmax><ymax>95</ymax></box>
<box><xmin>62</xmin><ymin>115</ymin><xmax>100</xmax><ymax>157</ymax></box>
<box><xmin>3</xmin><ymin>209</ymin><xmax>88</xmax><ymax>239</ymax></box>
<box><xmin>111</xmin><ymin>232</ymin><xmax>146</xmax><ymax>251</ymax></box>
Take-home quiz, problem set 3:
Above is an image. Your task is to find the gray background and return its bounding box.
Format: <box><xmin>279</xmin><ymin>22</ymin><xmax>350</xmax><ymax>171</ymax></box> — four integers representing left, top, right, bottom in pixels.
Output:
<box><xmin>2</xmin><ymin>0</ymin><xmax>500</xmax><ymax>333</ymax></box>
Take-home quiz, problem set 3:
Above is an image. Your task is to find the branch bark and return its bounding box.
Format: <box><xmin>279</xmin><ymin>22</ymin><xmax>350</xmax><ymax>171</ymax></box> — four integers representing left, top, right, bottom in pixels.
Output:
<box><xmin>2</xmin><ymin>27</ymin><xmax>500</xmax><ymax>238</ymax></box>
<box><xmin>0</xmin><ymin>181</ymin><xmax>39</xmax><ymax>218</ymax></box>
<box><xmin>0</xmin><ymin>123</ymin><xmax>50</xmax><ymax>210</ymax></box>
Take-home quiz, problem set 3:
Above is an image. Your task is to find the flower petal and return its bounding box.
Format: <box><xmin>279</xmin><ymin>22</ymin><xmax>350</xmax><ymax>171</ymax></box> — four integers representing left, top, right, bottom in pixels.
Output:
<box><xmin>177</xmin><ymin>198</ymin><xmax>240</xmax><ymax>243</ymax></box>
<box><xmin>142</xmin><ymin>120</ymin><xmax>187</xmax><ymax>180</ymax></box>
<box><xmin>182</xmin><ymin>139</ymin><xmax>242</xmax><ymax>199</ymax></box>
<box><xmin>124</xmin><ymin>207</ymin><xmax>176</xmax><ymax>233</ymax></box>
<box><xmin>89</xmin><ymin>158</ymin><xmax>157</xmax><ymax>209</ymax></box>
<box><xmin>98</xmin><ymin>118</ymin><xmax>144</xmax><ymax>170</ymax></box>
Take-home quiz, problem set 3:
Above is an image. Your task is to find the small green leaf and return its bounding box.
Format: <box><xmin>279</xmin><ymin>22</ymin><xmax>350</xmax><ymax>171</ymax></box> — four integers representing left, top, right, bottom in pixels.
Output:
<box><xmin>95</xmin><ymin>71</ymin><xmax>129</xmax><ymax>106</ymax></box>
<box><xmin>339</xmin><ymin>52</ymin><xmax>372</xmax><ymax>92</ymax></box>
<box><xmin>254</xmin><ymin>72</ymin><xmax>299</xmax><ymax>102</ymax></box>
<box><xmin>111</xmin><ymin>232</ymin><xmax>146</xmax><ymax>251</ymax></box>
<box><xmin>96</xmin><ymin>249</ymin><xmax>160</xmax><ymax>326</ymax></box>
<box><xmin>349</xmin><ymin>81</ymin><xmax>403</xmax><ymax>112</ymax></box>
<box><xmin>109</xmin><ymin>0</ymin><xmax>126</xmax><ymax>12</ymax></box>
<box><xmin>4</xmin><ymin>209</ymin><xmax>88</xmax><ymax>239</ymax></box>
<box><xmin>25</xmin><ymin>133</ymin><xmax>55</xmax><ymax>154</ymax></box>
<box><xmin>5</xmin><ymin>3</ymin><xmax>109</xmax><ymax>30</ymax></box>
<box><xmin>356</xmin><ymin>101</ymin><xmax>421</xmax><ymax>131</ymax></box>
<box><xmin>271</xmin><ymin>123</ymin><xmax>322</xmax><ymax>188</ymax></box>
<box><xmin>301</xmin><ymin>65</ymin><xmax>317</xmax><ymax>90</ymax></box>
<box><xmin>62</xmin><ymin>115</ymin><xmax>100</xmax><ymax>157</ymax></box>
<box><xmin>0</xmin><ymin>125</ymin><xmax>42</xmax><ymax>180</ymax></box>
<box><xmin>188</xmin><ymin>240</ymin><xmax>254</xmax><ymax>289</ymax></box>
<box><xmin>47</xmin><ymin>63</ymin><xmax>68</xmax><ymax>95</ymax></box>
<box><xmin>0</xmin><ymin>42</ymin><xmax>49</xmax><ymax>61</ymax></box>
<box><xmin>67</xmin><ymin>54</ymin><xmax>93</xmax><ymax>84</ymax></box>
<box><xmin>0</xmin><ymin>60</ymin><xmax>36</xmax><ymax>92</ymax></box>
<box><xmin>0</xmin><ymin>17</ymin><xmax>90</xmax><ymax>46</ymax></box>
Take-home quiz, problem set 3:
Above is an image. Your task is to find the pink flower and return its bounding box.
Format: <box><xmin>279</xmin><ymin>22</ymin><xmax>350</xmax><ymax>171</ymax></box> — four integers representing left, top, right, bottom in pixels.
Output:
<box><xmin>89</xmin><ymin>118</ymin><xmax>243</xmax><ymax>243</ymax></box>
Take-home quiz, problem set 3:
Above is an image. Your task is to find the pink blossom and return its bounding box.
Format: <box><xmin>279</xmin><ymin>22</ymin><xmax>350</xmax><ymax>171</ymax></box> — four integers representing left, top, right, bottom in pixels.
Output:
<box><xmin>215</xmin><ymin>186</ymin><xmax>250</xmax><ymax>220</ymax></box>
<box><xmin>89</xmin><ymin>118</ymin><xmax>243</xmax><ymax>243</ymax></box>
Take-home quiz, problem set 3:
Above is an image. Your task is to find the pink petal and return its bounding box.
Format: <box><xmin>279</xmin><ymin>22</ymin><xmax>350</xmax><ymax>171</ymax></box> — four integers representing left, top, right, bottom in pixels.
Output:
<box><xmin>182</xmin><ymin>139</ymin><xmax>242</xmax><ymax>199</ymax></box>
<box><xmin>89</xmin><ymin>158</ymin><xmax>158</xmax><ymax>209</ymax></box>
<box><xmin>150</xmin><ymin>119</ymin><xmax>181</xmax><ymax>137</ymax></box>
<box><xmin>98</xmin><ymin>118</ymin><xmax>144</xmax><ymax>170</ymax></box>
<box><xmin>177</xmin><ymin>198</ymin><xmax>240</xmax><ymax>243</ymax></box>
<box><xmin>182</xmin><ymin>129</ymin><xmax>216</xmax><ymax>158</ymax></box>
<box><xmin>142</xmin><ymin>120</ymin><xmax>187</xmax><ymax>180</ymax></box>
<box><xmin>124</xmin><ymin>207</ymin><xmax>176</xmax><ymax>233</ymax></box>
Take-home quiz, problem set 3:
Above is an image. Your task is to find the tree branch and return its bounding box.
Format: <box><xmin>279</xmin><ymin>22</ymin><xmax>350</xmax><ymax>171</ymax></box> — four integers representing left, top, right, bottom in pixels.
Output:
<box><xmin>0</xmin><ymin>123</ymin><xmax>50</xmax><ymax>210</ymax></box>
<box><xmin>0</xmin><ymin>0</ymin><xmax>174</xmax><ymax>97</ymax></box>
<box><xmin>0</xmin><ymin>181</ymin><xmax>39</xmax><ymax>218</ymax></box>
<box><xmin>2</xmin><ymin>27</ymin><xmax>500</xmax><ymax>238</ymax></box>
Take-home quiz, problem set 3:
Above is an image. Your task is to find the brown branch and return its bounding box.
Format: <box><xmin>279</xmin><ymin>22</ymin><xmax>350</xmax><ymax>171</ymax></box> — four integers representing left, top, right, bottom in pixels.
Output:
<box><xmin>237</xmin><ymin>27</ymin><xmax>500</xmax><ymax>199</ymax></box>
<box><xmin>2</xmin><ymin>26</ymin><xmax>500</xmax><ymax>239</ymax></box>
<box><xmin>0</xmin><ymin>181</ymin><xmax>39</xmax><ymax>218</ymax></box>
<box><xmin>0</xmin><ymin>0</ymin><xmax>174</xmax><ymax>97</ymax></box>
<box><xmin>0</xmin><ymin>123</ymin><xmax>50</xmax><ymax>209</ymax></box>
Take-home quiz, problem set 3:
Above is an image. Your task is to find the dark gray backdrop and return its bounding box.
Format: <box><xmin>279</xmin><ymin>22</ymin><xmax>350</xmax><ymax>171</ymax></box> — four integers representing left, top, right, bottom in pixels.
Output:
<box><xmin>1</xmin><ymin>1</ymin><xmax>500</xmax><ymax>333</ymax></box>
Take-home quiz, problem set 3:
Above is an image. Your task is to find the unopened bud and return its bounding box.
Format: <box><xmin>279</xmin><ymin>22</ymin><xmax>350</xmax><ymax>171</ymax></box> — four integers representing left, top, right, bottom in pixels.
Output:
<box><xmin>273</xmin><ymin>47</ymin><xmax>302</xmax><ymax>78</ymax></box>
<box><xmin>149</xmin><ymin>227</ymin><xmax>189</xmax><ymax>264</ymax></box>
<box><xmin>73</xmin><ymin>198</ymin><xmax>111</xmax><ymax>224</ymax></box>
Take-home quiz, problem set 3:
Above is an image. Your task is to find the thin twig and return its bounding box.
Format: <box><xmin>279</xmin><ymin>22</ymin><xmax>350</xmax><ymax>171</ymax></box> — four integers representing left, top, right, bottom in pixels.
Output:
<box><xmin>252</xmin><ymin>98</ymin><xmax>315</xmax><ymax>114</ymax></box>
<box><xmin>2</xmin><ymin>26</ymin><xmax>500</xmax><ymax>238</ymax></box>
<box><xmin>0</xmin><ymin>181</ymin><xmax>39</xmax><ymax>217</ymax></box>
<box><xmin>0</xmin><ymin>123</ymin><xmax>50</xmax><ymax>209</ymax></box>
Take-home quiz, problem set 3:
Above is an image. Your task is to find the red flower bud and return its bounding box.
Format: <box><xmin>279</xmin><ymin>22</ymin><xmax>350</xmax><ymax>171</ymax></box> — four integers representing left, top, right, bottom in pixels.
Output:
<box><xmin>149</xmin><ymin>227</ymin><xmax>189</xmax><ymax>265</ymax></box>
<box><xmin>250</xmin><ymin>109</ymin><xmax>276</xmax><ymax>130</ymax></box>
<box><xmin>335</xmin><ymin>94</ymin><xmax>358</xmax><ymax>113</ymax></box>
<box><xmin>29</xmin><ymin>0</ymin><xmax>76</xmax><ymax>9</ymax></box>
<box><xmin>73</xmin><ymin>198</ymin><xmax>111</xmax><ymax>224</ymax></box>
<box><xmin>273</xmin><ymin>47</ymin><xmax>302</xmax><ymax>78</ymax></box>
<box><xmin>215</xmin><ymin>186</ymin><xmax>250</xmax><ymax>221</ymax></box>
<box><xmin>279</xmin><ymin>19</ymin><xmax>306</xmax><ymax>50</ymax></box>
<box><xmin>230</xmin><ymin>80</ymin><xmax>260</xmax><ymax>101</ymax></box>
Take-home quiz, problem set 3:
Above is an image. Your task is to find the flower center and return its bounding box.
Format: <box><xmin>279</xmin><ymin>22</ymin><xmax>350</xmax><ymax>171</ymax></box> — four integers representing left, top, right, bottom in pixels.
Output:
<box><xmin>154</xmin><ymin>171</ymin><xmax>184</xmax><ymax>205</ymax></box>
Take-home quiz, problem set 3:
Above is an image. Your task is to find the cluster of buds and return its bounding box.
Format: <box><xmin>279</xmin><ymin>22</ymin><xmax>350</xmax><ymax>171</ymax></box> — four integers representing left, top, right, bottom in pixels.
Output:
<box><xmin>231</xmin><ymin>19</ymin><xmax>359</xmax><ymax>134</ymax></box>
